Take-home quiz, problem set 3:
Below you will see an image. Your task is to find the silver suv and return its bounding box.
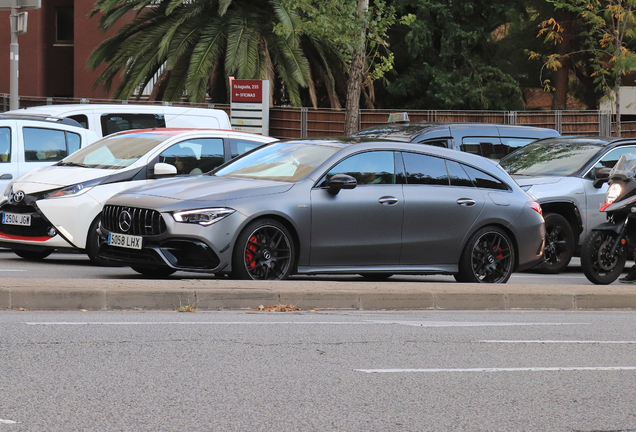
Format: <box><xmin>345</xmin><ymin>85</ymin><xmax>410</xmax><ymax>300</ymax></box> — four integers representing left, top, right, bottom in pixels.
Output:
<box><xmin>499</xmin><ymin>136</ymin><xmax>636</xmax><ymax>273</ymax></box>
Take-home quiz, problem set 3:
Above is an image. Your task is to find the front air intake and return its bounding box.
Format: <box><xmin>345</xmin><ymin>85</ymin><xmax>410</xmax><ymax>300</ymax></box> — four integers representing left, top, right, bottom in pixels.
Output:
<box><xmin>102</xmin><ymin>205</ymin><xmax>166</xmax><ymax>236</ymax></box>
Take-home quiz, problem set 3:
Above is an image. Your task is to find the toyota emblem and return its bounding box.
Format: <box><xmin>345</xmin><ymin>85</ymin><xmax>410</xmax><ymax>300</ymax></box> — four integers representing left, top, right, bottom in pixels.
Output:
<box><xmin>119</xmin><ymin>210</ymin><xmax>132</xmax><ymax>232</ymax></box>
<box><xmin>12</xmin><ymin>190</ymin><xmax>25</xmax><ymax>204</ymax></box>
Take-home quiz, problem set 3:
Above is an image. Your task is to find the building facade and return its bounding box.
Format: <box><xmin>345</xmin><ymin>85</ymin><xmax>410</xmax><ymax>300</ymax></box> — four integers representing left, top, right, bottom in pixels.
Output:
<box><xmin>0</xmin><ymin>0</ymin><xmax>129</xmax><ymax>100</ymax></box>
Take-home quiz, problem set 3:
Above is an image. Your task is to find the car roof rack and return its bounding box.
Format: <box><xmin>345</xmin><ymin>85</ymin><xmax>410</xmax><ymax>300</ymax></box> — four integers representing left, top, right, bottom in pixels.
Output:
<box><xmin>0</xmin><ymin>113</ymin><xmax>83</xmax><ymax>128</ymax></box>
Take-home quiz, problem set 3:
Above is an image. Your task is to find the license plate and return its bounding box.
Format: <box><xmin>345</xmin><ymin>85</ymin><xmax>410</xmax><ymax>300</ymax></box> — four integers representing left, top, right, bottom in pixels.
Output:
<box><xmin>2</xmin><ymin>212</ymin><xmax>31</xmax><ymax>226</ymax></box>
<box><xmin>108</xmin><ymin>233</ymin><xmax>143</xmax><ymax>250</ymax></box>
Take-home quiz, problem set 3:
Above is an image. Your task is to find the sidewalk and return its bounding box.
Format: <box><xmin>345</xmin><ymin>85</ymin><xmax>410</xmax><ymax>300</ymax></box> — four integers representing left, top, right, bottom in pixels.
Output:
<box><xmin>2</xmin><ymin>278</ymin><xmax>636</xmax><ymax>311</ymax></box>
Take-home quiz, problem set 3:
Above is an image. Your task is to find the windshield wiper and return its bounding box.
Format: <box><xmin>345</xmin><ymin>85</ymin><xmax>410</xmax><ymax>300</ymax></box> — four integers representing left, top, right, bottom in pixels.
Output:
<box><xmin>57</xmin><ymin>161</ymin><xmax>88</xmax><ymax>167</ymax></box>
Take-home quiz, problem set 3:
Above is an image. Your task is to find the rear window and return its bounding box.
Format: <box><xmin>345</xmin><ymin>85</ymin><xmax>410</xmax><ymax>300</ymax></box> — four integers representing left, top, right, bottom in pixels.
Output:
<box><xmin>100</xmin><ymin>113</ymin><xmax>166</xmax><ymax>136</ymax></box>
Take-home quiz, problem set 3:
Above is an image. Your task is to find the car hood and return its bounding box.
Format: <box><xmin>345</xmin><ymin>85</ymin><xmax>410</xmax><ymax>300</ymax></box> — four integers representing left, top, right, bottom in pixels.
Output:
<box><xmin>511</xmin><ymin>175</ymin><xmax>564</xmax><ymax>187</ymax></box>
<box><xmin>115</xmin><ymin>175</ymin><xmax>294</xmax><ymax>203</ymax></box>
<box><xmin>11</xmin><ymin>166</ymin><xmax>126</xmax><ymax>193</ymax></box>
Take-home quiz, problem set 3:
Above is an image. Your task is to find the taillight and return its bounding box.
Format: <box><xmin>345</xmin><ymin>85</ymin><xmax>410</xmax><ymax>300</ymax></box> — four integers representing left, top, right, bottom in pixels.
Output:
<box><xmin>526</xmin><ymin>201</ymin><xmax>542</xmax><ymax>215</ymax></box>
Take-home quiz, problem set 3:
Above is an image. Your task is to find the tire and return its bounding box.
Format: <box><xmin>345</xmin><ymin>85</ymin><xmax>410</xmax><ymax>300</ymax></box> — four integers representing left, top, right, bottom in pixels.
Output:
<box><xmin>86</xmin><ymin>216</ymin><xmax>111</xmax><ymax>266</ymax></box>
<box><xmin>13</xmin><ymin>249</ymin><xmax>53</xmax><ymax>260</ymax></box>
<box><xmin>231</xmin><ymin>219</ymin><xmax>295</xmax><ymax>280</ymax></box>
<box><xmin>130</xmin><ymin>265</ymin><xmax>177</xmax><ymax>277</ymax></box>
<box><xmin>359</xmin><ymin>273</ymin><xmax>393</xmax><ymax>280</ymax></box>
<box><xmin>454</xmin><ymin>226</ymin><xmax>515</xmax><ymax>283</ymax></box>
<box><xmin>581</xmin><ymin>230</ymin><xmax>627</xmax><ymax>285</ymax></box>
<box><xmin>535</xmin><ymin>213</ymin><xmax>574</xmax><ymax>274</ymax></box>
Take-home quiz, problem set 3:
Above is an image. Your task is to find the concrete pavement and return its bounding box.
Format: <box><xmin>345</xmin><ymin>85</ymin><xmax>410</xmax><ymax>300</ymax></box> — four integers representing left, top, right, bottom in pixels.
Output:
<box><xmin>2</xmin><ymin>278</ymin><xmax>636</xmax><ymax>311</ymax></box>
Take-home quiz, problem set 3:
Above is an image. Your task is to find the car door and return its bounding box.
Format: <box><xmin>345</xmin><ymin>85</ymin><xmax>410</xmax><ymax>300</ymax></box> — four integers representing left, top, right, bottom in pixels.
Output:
<box><xmin>400</xmin><ymin>154</ymin><xmax>486</xmax><ymax>265</ymax></box>
<box><xmin>310</xmin><ymin>150</ymin><xmax>403</xmax><ymax>266</ymax></box>
<box><xmin>583</xmin><ymin>146</ymin><xmax>636</xmax><ymax>237</ymax></box>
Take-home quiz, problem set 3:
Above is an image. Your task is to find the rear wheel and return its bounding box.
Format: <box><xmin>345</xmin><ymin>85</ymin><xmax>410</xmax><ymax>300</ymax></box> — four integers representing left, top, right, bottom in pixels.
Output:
<box><xmin>130</xmin><ymin>265</ymin><xmax>176</xmax><ymax>277</ymax></box>
<box><xmin>454</xmin><ymin>226</ymin><xmax>514</xmax><ymax>283</ymax></box>
<box><xmin>232</xmin><ymin>219</ymin><xmax>295</xmax><ymax>280</ymax></box>
<box><xmin>13</xmin><ymin>249</ymin><xmax>53</xmax><ymax>261</ymax></box>
<box><xmin>535</xmin><ymin>213</ymin><xmax>574</xmax><ymax>274</ymax></box>
<box><xmin>581</xmin><ymin>230</ymin><xmax>627</xmax><ymax>285</ymax></box>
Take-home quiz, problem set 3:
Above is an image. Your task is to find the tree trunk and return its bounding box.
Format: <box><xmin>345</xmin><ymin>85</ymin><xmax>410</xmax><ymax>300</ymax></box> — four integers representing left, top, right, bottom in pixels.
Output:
<box><xmin>343</xmin><ymin>0</ymin><xmax>369</xmax><ymax>135</ymax></box>
<box><xmin>551</xmin><ymin>10</ymin><xmax>574</xmax><ymax>110</ymax></box>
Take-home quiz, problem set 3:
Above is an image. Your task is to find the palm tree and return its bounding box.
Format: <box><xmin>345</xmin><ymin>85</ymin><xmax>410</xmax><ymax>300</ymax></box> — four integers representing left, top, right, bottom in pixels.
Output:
<box><xmin>88</xmin><ymin>0</ymin><xmax>343</xmax><ymax>106</ymax></box>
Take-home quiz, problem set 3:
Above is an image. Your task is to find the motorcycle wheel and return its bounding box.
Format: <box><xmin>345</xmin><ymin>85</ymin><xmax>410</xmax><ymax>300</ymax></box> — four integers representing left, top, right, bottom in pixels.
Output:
<box><xmin>581</xmin><ymin>230</ymin><xmax>627</xmax><ymax>285</ymax></box>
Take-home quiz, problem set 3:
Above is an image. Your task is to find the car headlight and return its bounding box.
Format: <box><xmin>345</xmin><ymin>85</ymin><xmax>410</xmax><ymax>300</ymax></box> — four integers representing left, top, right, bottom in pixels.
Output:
<box><xmin>42</xmin><ymin>177</ymin><xmax>106</xmax><ymax>199</ymax></box>
<box><xmin>606</xmin><ymin>183</ymin><xmax>622</xmax><ymax>204</ymax></box>
<box><xmin>172</xmin><ymin>208</ymin><xmax>235</xmax><ymax>226</ymax></box>
<box><xmin>2</xmin><ymin>181</ymin><xmax>13</xmax><ymax>200</ymax></box>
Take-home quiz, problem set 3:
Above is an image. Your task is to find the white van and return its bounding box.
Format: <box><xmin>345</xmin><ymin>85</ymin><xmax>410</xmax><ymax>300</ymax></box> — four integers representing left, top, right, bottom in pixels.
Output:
<box><xmin>0</xmin><ymin>114</ymin><xmax>99</xmax><ymax>190</ymax></box>
<box><xmin>7</xmin><ymin>104</ymin><xmax>231</xmax><ymax>138</ymax></box>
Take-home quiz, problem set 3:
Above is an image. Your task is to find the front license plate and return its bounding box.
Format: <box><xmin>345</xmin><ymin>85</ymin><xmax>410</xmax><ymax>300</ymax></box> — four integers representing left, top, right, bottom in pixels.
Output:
<box><xmin>2</xmin><ymin>212</ymin><xmax>31</xmax><ymax>226</ymax></box>
<box><xmin>108</xmin><ymin>233</ymin><xmax>143</xmax><ymax>250</ymax></box>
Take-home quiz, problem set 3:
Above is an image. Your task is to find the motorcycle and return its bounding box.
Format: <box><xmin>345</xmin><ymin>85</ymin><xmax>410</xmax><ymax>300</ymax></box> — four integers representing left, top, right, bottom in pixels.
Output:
<box><xmin>581</xmin><ymin>154</ymin><xmax>636</xmax><ymax>285</ymax></box>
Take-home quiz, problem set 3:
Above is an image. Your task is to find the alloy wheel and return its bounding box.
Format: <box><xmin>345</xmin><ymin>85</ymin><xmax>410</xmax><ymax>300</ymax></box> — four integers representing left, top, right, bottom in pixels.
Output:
<box><xmin>470</xmin><ymin>231</ymin><xmax>513</xmax><ymax>283</ymax></box>
<box><xmin>243</xmin><ymin>225</ymin><xmax>292</xmax><ymax>280</ymax></box>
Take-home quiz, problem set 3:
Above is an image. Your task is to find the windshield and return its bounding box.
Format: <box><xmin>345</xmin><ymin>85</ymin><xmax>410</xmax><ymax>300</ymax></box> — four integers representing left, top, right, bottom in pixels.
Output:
<box><xmin>610</xmin><ymin>153</ymin><xmax>636</xmax><ymax>178</ymax></box>
<box><xmin>214</xmin><ymin>142</ymin><xmax>341</xmax><ymax>182</ymax></box>
<box><xmin>59</xmin><ymin>132</ymin><xmax>172</xmax><ymax>169</ymax></box>
<box><xmin>499</xmin><ymin>139</ymin><xmax>605</xmax><ymax>176</ymax></box>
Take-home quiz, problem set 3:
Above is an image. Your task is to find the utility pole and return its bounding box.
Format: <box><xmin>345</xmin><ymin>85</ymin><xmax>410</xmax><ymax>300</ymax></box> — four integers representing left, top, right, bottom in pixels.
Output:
<box><xmin>1</xmin><ymin>0</ymin><xmax>41</xmax><ymax>110</ymax></box>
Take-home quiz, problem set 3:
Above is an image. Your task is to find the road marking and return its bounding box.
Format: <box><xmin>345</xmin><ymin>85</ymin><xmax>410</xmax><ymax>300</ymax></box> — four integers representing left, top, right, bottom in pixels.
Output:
<box><xmin>24</xmin><ymin>321</ymin><xmax>587</xmax><ymax>327</ymax></box>
<box><xmin>0</xmin><ymin>419</ymin><xmax>17</xmax><ymax>424</ymax></box>
<box><xmin>0</xmin><ymin>270</ymin><xmax>25</xmax><ymax>272</ymax></box>
<box><xmin>480</xmin><ymin>340</ymin><xmax>636</xmax><ymax>344</ymax></box>
<box><xmin>355</xmin><ymin>367</ymin><xmax>636</xmax><ymax>373</ymax></box>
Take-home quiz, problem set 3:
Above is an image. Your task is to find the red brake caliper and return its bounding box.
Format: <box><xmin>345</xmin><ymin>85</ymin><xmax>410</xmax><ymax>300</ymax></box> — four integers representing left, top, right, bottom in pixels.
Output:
<box><xmin>246</xmin><ymin>235</ymin><xmax>258</xmax><ymax>268</ymax></box>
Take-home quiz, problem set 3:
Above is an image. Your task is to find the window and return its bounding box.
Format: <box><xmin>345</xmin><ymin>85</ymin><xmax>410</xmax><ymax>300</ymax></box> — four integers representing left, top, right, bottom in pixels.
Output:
<box><xmin>160</xmin><ymin>138</ymin><xmax>225</xmax><ymax>175</ymax></box>
<box><xmin>68</xmin><ymin>114</ymin><xmax>89</xmax><ymax>129</ymax></box>
<box><xmin>23</xmin><ymin>128</ymin><xmax>80</xmax><ymax>162</ymax></box>
<box><xmin>319</xmin><ymin>151</ymin><xmax>395</xmax><ymax>186</ymax></box>
<box><xmin>230</xmin><ymin>139</ymin><xmax>264</xmax><ymax>158</ymax></box>
<box><xmin>446</xmin><ymin>160</ymin><xmax>474</xmax><ymax>187</ymax></box>
<box><xmin>461</xmin><ymin>137</ymin><xmax>503</xmax><ymax>159</ymax></box>
<box><xmin>0</xmin><ymin>128</ymin><xmax>10</xmax><ymax>163</ymax></box>
<box><xmin>589</xmin><ymin>147</ymin><xmax>636</xmax><ymax>178</ymax></box>
<box><xmin>100</xmin><ymin>113</ymin><xmax>166</xmax><ymax>136</ymax></box>
<box><xmin>402</xmin><ymin>152</ymin><xmax>449</xmax><ymax>185</ymax></box>
<box><xmin>56</xmin><ymin>8</ymin><xmax>74</xmax><ymax>43</ymax></box>
<box><xmin>418</xmin><ymin>139</ymin><xmax>449</xmax><ymax>148</ymax></box>
<box><xmin>462</xmin><ymin>165</ymin><xmax>509</xmax><ymax>190</ymax></box>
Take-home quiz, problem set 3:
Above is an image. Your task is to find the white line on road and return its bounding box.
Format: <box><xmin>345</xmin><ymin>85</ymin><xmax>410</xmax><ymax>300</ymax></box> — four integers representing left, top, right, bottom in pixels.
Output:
<box><xmin>0</xmin><ymin>419</ymin><xmax>17</xmax><ymax>424</ymax></box>
<box><xmin>0</xmin><ymin>270</ymin><xmax>25</xmax><ymax>272</ymax></box>
<box><xmin>355</xmin><ymin>367</ymin><xmax>636</xmax><ymax>373</ymax></box>
<box><xmin>480</xmin><ymin>340</ymin><xmax>636</xmax><ymax>344</ymax></box>
<box><xmin>24</xmin><ymin>321</ymin><xmax>587</xmax><ymax>327</ymax></box>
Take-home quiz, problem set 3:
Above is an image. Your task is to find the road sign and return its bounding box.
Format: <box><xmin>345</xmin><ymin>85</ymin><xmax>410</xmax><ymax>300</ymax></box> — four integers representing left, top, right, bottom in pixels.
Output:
<box><xmin>231</xmin><ymin>80</ymin><xmax>270</xmax><ymax>135</ymax></box>
<box><xmin>0</xmin><ymin>0</ymin><xmax>40</xmax><ymax>10</ymax></box>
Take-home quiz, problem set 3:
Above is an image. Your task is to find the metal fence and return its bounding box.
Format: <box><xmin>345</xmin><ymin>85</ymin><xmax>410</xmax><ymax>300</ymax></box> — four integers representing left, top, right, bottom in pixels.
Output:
<box><xmin>1</xmin><ymin>93</ymin><xmax>629</xmax><ymax>138</ymax></box>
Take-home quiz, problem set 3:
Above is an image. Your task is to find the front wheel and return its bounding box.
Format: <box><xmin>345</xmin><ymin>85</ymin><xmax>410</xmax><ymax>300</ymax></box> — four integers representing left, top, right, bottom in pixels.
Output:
<box><xmin>13</xmin><ymin>249</ymin><xmax>53</xmax><ymax>261</ymax></box>
<box><xmin>581</xmin><ymin>230</ymin><xmax>627</xmax><ymax>285</ymax></box>
<box><xmin>454</xmin><ymin>226</ymin><xmax>515</xmax><ymax>283</ymax></box>
<box><xmin>130</xmin><ymin>265</ymin><xmax>176</xmax><ymax>277</ymax></box>
<box><xmin>535</xmin><ymin>213</ymin><xmax>574</xmax><ymax>274</ymax></box>
<box><xmin>231</xmin><ymin>219</ymin><xmax>295</xmax><ymax>280</ymax></box>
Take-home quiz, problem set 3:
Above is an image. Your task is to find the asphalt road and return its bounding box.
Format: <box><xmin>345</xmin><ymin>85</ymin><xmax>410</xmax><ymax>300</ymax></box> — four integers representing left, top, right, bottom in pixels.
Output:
<box><xmin>1</xmin><ymin>310</ymin><xmax>636</xmax><ymax>431</ymax></box>
<box><xmin>0</xmin><ymin>249</ymin><xmax>617</xmax><ymax>285</ymax></box>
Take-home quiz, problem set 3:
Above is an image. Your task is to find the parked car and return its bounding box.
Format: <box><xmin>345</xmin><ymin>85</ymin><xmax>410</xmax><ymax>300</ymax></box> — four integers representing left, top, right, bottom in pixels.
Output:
<box><xmin>96</xmin><ymin>138</ymin><xmax>545</xmax><ymax>282</ymax></box>
<box><xmin>499</xmin><ymin>136</ymin><xmax>636</xmax><ymax>273</ymax></box>
<box><xmin>0</xmin><ymin>128</ymin><xmax>276</xmax><ymax>263</ymax></box>
<box><xmin>351</xmin><ymin>116</ymin><xmax>560</xmax><ymax>159</ymax></box>
<box><xmin>0</xmin><ymin>113</ymin><xmax>99</xmax><ymax>190</ymax></box>
<box><xmin>6</xmin><ymin>104</ymin><xmax>231</xmax><ymax>138</ymax></box>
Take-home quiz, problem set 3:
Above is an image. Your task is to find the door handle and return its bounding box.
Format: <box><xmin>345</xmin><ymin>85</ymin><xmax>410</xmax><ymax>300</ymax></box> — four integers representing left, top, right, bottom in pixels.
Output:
<box><xmin>0</xmin><ymin>174</ymin><xmax>12</xmax><ymax>180</ymax></box>
<box><xmin>378</xmin><ymin>196</ymin><xmax>398</xmax><ymax>205</ymax></box>
<box><xmin>457</xmin><ymin>198</ymin><xmax>476</xmax><ymax>206</ymax></box>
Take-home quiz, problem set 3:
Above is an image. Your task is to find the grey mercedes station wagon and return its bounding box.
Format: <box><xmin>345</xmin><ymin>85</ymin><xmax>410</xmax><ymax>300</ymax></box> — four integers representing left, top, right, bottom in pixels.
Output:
<box><xmin>97</xmin><ymin>138</ymin><xmax>545</xmax><ymax>283</ymax></box>
<box><xmin>352</xmin><ymin>122</ymin><xmax>560</xmax><ymax>159</ymax></box>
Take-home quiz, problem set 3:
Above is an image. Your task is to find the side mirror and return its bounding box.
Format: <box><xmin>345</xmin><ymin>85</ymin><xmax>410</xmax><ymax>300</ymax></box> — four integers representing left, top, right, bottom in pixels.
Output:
<box><xmin>327</xmin><ymin>174</ymin><xmax>357</xmax><ymax>195</ymax></box>
<box><xmin>153</xmin><ymin>162</ymin><xmax>178</xmax><ymax>178</ymax></box>
<box><xmin>593</xmin><ymin>167</ymin><xmax>612</xmax><ymax>188</ymax></box>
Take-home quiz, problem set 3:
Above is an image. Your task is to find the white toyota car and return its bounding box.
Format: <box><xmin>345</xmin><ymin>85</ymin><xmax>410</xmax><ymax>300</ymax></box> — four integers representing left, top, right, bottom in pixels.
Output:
<box><xmin>0</xmin><ymin>128</ymin><xmax>276</xmax><ymax>263</ymax></box>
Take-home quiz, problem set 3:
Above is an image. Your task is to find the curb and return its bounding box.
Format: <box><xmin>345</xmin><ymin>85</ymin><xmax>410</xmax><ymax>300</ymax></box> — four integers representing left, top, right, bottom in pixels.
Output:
<box><xmin>2</xmin><ymin>279</ymin><xmax>636</xmax><ymax>311</ymax></box>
